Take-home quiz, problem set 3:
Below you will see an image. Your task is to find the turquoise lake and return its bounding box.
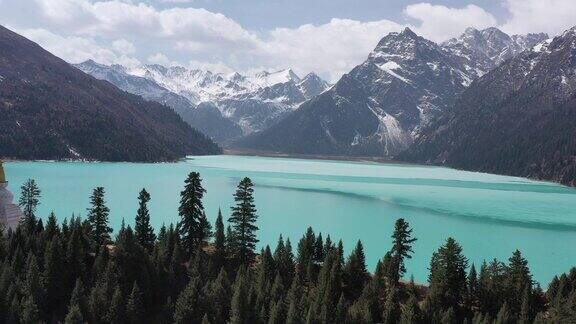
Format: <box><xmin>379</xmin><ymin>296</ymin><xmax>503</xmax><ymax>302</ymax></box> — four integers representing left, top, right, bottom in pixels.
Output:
<box><xmin>4</xmin><ymin>155</ymin><xmax>576</xmax><ymax>286</ymax></box>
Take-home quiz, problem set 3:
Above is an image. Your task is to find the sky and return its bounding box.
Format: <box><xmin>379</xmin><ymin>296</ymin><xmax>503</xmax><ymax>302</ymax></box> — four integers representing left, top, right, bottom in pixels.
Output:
<box><xmin>0</xmin><ymin>0</ymin><xmax>575</xmax><ymax>82</ymax></box>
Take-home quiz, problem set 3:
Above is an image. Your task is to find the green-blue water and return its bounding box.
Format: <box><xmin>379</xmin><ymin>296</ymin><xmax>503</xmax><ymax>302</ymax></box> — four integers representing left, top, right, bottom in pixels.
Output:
<box><xmin>5</xmin><ymin>155</ymin><xmax>576</xmax><ymax>286</ymax></box>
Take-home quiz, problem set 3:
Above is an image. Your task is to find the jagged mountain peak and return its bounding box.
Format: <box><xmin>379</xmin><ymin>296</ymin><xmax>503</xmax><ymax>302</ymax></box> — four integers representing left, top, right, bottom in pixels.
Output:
<box><xmin>442</xmin><ymin>26</ymin><xmax>549</xmax><ymax>76</ymax></box>
<box><xmin>400</xmin><ymin>27</ymin><xmax>418</xmax><ymax>38</ymax></box>
<box><xmin>402</xmin><ymin>25</ymin><xmax>576</xmax><ymax>185</ymax></box>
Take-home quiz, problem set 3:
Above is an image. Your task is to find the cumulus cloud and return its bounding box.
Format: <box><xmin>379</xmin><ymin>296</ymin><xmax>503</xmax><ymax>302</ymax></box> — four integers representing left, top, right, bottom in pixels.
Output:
<box><xmin>501</xmin><ymin>0</ymin><xmax>576</xmax><ymax>36</ymax></box>
<box><xmin>112</xmin><ymin>39</ymin><xmax>136</xmax><ymax>55</ymax></box>
<box><xmin>147</xmin><ymin>53</ymin><xmax>172</xmax><ymax>66</ymax></box>
<box><xmin>263</xmin><ymin>19</ymin><xmax>403</xmax><ymax>81</ymax></box>
<box><xmin>15</xmin><ymin>27</ymin><xmax>140</xmax><ymax>67</ymax></box>
<box><xmin>404</xmin><ymin>3</ymin><xmax>497</xmax><ymax>42</ymax></box>
<box><xmin>0</xmin><ymin>0</ymin><xmax>574</xmax><ymax>83</ymax></box>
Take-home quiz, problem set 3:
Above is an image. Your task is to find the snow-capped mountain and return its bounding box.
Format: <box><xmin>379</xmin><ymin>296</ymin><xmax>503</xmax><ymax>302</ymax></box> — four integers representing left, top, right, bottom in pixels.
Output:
<box><xmin>236</xmin><ymin>27</ymin><xmax>551</xmax><ymax>157</ymax></box>
<box><xmin>76</xmin><ymin>61</ymin><xmax>330</xmax><ymax>142</ymax></box>
<box><xmin>442</xmin><ymin>27</ymin><xmax>548</xmax><ymax>76</ymax></box>
<box><xmin>402</xmin><ymin>26</ymin><xmax>576</xmax><ymax>185</ymax></box>
<box><xmin>237</xmin><ymin>27</ymin><xmax>475</xmax><ymax>156</ymax></box>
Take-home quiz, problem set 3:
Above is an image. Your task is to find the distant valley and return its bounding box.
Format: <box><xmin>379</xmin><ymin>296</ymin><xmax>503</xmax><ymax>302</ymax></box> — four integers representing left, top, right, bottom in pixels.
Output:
<box><xmin>76</xmin><ymin>61</ymin><xmax>330</xmax><ymax>143</ymax></box>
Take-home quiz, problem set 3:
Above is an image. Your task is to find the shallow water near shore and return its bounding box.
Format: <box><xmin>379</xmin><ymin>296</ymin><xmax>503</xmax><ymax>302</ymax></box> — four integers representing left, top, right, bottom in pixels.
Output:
<box><xmin>5</xmin><ymin>155</ymin><xmax>576</xmax><ymax>285</ymax></box>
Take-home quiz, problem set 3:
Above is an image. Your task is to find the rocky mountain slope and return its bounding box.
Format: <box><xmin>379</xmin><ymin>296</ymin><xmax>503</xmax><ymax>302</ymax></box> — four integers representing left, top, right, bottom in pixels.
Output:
<box><xmin>236</xmin><ymin>27</ymin><xmax>549</xmax><ymax>157</ymax></box>
<box><xmin>77</xmin><ymin>61</ymin><xmax>330</xmax><ymax>142</ymax></box>
<box><xmin>0</xmin><ymin>26</ymin><xmax>220</xmax><ymax>161</ymax></box>
<box><xmin>236</xmin><ymin>28</ymin><xmax>475</xmax><ymax>156</ymax></box>
<box><xmin>401</xmin><ymin>27</ymin><xmax>576</xmax><ymax>186</ymax></box>
<box><xmin>442</xmin><ymin>27</ymin><xmax>548</xmax><ymax>76</ymax></box>
<box><xmin>75</xmin><ymin>60</ymin><xmax>242</xmax><ymax>142</ymax></box>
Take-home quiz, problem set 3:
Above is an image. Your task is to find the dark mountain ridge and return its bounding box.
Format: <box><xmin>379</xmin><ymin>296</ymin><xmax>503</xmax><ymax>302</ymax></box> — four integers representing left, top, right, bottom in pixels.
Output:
<box><xmin>401</xmin><ymin>27</ymin><xmax>576</xmax><ymax>186</ymax></box>
<box><xmin>0</xmin><ymin>26</ymin><xmax>220</xmax><ymax>161</ymax></box>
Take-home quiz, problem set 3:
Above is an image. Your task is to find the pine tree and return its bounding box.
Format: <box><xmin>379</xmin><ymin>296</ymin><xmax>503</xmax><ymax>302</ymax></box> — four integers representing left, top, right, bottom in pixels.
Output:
<box><xmin>174</xmin><ymin>278</ymin><xmax>202</xmax><ymax>324</ymax></box>
<box><xmin>24</xmin><ymin>254</ymin><xmax>43</xmax><ymax>317</ymax></box>
<box><xmin>344</xmin><ymin>240</ymin><xmax>368</xmax><ymax>299</ymax></box>
<box><xmin>199</xmin><ymin>211</ymin><xmax>213</xmax><ymax>244</ymax></box>
<box><xmin>286</xmin><ymin>274</ymin><xmax>304</xmax><ymax>324</ymax></box>
<box><xmin>274</xmin><ymin>235</ymin><xmax>295</xmax><ymax>285</ymax></box>
<box><xmin>214</xmin><ymin>209</ymin><xmax>226</xmax><ymax>252</ymax></box>
<box><xmin>135</xmin><ymin>188</ymin><xmax>156</xmax><ymax>252</ymax></box>
<box><xmin>44</xmin><ymin>211</ymin><xmax>59</xmax><ymax>240</ymax></box>
<box><xmin>126</xmin><ymin>282</ymin><xmax>144</xmax><ymax>324</ymax></box>
<box><xmin>178</xmin><ymin>172</ymin><xmax>206</xmax><ymax>255</ymax></box>
<box><xmin>506</xmin><ymin>249</ymin><xmax>532</xmax><ymax>312</ymax></box>
<box><xmin>230</xmin><ymin>268</ymin><xmax>250</xmax><ymax>324</ymax></box>
<box><xmin>18</xmin><ymin>179</ymin><xmax>41</xmax><ymax>232</ymax></box>
<box><xmin>42</xmin><ymin>237</ymin><xmax>66</xmax><ymax>317</ymax></box>
<box><xmin>390</xmin><ymin>218</ymin><xmax>417</xmax><ymax>283</ymax></box>
<box><xmin>428</xmin><ymin>237</ymin><xmax>468</xmax><ymax>312</ymax></box>
<box><xmin>87</xmin><ymin>187</ymin><xmax>112</xmax><ymax>246</ymax></box>
<box><xmin>209</xmin><ymin>268</ymin><xmax>232</xmax><ymax>323</ymax></box>
<box><xmin>229</xmin><ymin>177</ymin><xmax>259</xmax><ymax>265</ymax></box>
<box><xmin>400</xmin><ymin>295</ymin><xmax>422</xmax><ymax>324</ymax></box>
<box><xmin>467</xmin><ymin>263</ymin><xmax>479</xmax><ymax>309</ymax></box>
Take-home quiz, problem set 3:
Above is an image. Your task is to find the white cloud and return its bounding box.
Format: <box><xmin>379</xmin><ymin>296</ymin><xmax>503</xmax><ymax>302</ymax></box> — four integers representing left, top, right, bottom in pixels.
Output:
<box><xmin>15</xmin><ymin>27</ymin><xmax>140</xmax><ymax>66</ymax></box>
<box><xmin>112</xmin><ymin>39</ymin><xmax>136</xmax><ymax>55</ymax></box>
<box><xmin>263</xmin><ymin>18</ymin><xmax>403</xmax><ymax>81</ymax></box>
<box><xmin>501</xmin><ymin>0</ymin><xmax>576</xmax><ymax>36</ymax></box>
<box><xmin>147</xmin><ymin>53</ymin><xmax>172</xmax><ymax>66</ymax></box>
<box><xmin>1</xmin><ymin>0</ymin><xmax>574</xmax><ymax>83</ymax></box>
<box><xmin>188</xmin><ymin>60</ymin><xmax>235</xmax><ymax>74</ymax></box>
<box><xmin>405</xmin><ymin>3</ymin><xmax>497</xmax><ymax>42</ymax></box>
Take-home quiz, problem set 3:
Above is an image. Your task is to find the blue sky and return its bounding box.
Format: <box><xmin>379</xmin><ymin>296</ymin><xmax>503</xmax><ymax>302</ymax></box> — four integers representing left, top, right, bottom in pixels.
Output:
<box><xmin>148</xmin><ymin>0</ymin><xmax>509</xmax><ymax>30</ymax></box>
<box><xmin>0</xmin><ymin>0</ymin><xmax>574</xmax><ymax>81</ymax></box>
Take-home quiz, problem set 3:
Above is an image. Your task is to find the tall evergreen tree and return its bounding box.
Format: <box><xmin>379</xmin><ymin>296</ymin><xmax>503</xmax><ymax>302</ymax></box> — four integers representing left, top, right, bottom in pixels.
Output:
<box><xmin>390</xmin><ymin>218</ymin><xmax>417</xmax><ymax>283</ymax></box>
<box><xmin>87</xmin><ymin>187</ymin><xmax>112</xmax><ymax>246</ymax></box>
<box><xmin>428</xmin><ymin>237</ymin><xmax>468</xmax><ymax>314</ymax></box>
<box><xmin>229</xmin><ymin>177</ymin><xmax>259</xmax><ymax>265</ymax></box>
<box><xmin>135</xmin><ymin>188</ymin><xmax>156</xmax><ymax>252</ymax></box>
<box><xmin>178</xmin><ymin>172</ymin><xmax>206</xmax><ymax>255</ymax></box>
<box><xmin>214</xmin><ymin>209</ymin><xmax>226</xmax><ymax>252</ymax></box>
<box><xmin>18</xmin><ymin>179</ymin><xmax>41</xmax><ymax>232</ymax></box>
<box><xmin>344</xmin><ymin>240</ymin><xmax>368</xmax><ymax>299</ymax></box>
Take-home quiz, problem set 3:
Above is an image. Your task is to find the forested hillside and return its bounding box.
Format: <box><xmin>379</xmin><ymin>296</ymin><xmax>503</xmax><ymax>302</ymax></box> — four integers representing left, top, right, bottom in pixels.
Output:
<box><xmin>0</xmin><ymin>26</ymin><xmax>220</xmax><ymax>162</ymax></box>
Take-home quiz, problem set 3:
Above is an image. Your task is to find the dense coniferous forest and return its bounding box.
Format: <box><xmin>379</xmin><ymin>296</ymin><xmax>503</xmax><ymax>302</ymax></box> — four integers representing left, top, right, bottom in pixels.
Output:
<box><xmin>1</xmin><ymin>173</ymin><xmax>576</xmax><ymax>324</ymax></box>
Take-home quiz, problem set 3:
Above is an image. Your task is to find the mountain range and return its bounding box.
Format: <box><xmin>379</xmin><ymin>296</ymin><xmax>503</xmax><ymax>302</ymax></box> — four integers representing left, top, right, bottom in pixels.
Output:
<box><xmin>401</xmin><ymin>27</ymin><xmax>576</xmax><ymax>186</ymax></box>
<box><xmin>76</xmin><ymin>61</ymin><xmax>330</xmax><ymax>143</ymax></box>
<box><xmin>0</xmin><ymin>25</ymin><xmax>220</xmax><ymax>162</ymax></box>
<box><xmin>236</xmin><ymin>27</ymin><xmax>548</xmax><ymax>156</ymax></box>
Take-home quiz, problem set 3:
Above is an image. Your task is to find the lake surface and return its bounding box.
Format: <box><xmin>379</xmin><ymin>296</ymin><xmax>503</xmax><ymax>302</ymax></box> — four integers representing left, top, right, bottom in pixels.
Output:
<box><xmin>5</xmin><ymin>155</ymin><xmax>576</xmax><ymax>285</ymax></box>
